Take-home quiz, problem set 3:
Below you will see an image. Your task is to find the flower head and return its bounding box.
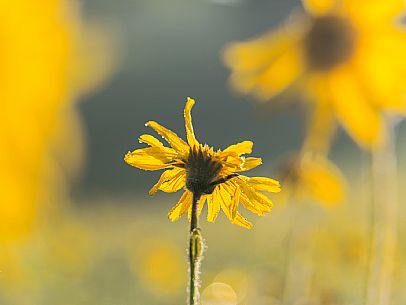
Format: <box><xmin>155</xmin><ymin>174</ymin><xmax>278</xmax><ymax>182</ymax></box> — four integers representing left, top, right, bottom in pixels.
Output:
<box><xmin>278</xmin><ymin>153</ymin><xmax>345</xmax><ymax>206</ymax></box>
<box><xmin>124</xmin><ymin>98</ymin><xmax>281</xmax><ymax>228</ymax></box>
<box><xmin>223</xmin><ymin>0</ymin><xmax>406</xmax><ymax>150</ymax></box>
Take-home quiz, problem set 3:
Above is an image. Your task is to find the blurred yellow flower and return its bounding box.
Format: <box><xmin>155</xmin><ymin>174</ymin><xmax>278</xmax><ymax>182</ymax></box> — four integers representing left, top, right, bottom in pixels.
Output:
<box><xmin>133</xmin><ymin>241</ymin><xmax>186</xmax><ymax>295</ymax></box>
<box><xmin>223</xmin><ymin>0</ymin><xmax>406</xmax><ymax>149</ymax></box>
<box><xmin>278</xmin><ymin>153</ymin><xmax>345</xmax><ymax>206</ymax></box>
<box><xmin>124</xmin><ymin>98</ymin><xmax>281</xmax><ymax>228</ymax></box>
<box><xmin>0</xmin><ymin>0</ymin><xmax>114</xmax><ymax>240</ymax></box>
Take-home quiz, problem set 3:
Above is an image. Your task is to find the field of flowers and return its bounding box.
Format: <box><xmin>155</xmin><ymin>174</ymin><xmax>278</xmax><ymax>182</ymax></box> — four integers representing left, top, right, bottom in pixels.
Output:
<box><xmin>1</xmin><ymin>1</ymin><xmax>406</xmax><ymax>305</ymax></box>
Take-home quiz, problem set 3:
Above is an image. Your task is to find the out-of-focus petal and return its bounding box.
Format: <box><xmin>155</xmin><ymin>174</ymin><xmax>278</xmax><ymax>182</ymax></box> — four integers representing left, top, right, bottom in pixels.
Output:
<box><xmin>184</xmin><ymin>97</ymin><xmax>199</xmax><ymax>148</ymax></box>
<box><xmin>231</xmin><ymin>46</ymin><xmax>305</xmax><ymax>101</ymax></box>
<box><xmin>146</xmin><ymin>121</ymin><xmax>189</xmax><ymax>154</ymax></box>
<box><xmin>328</xmin><ymin>67</ymin><xmax>383</xmax><ymax>149</ymax></box>
<box><xmin>168</xmin><ymin>191</ymin><xmax>193</xmax><ymax>221</ymax></box>
<box><xmin>344</xmin><ymin>0</ymin><xmax>405</xmax><ymax>26</ymax></box>
<box><xmin>301</xmin><ymin>155</ymin><xmax>346</xmax><ymax>206</ymax></box>
<box><xmin>353</xmin><ymin>30</ymin><xmax>406</xmax><ymax>113</ymax></box>
<box><xmin>223</xmin><ymin>26</ymin><xmax>301</xmax><ymax>72</ymax></box>
<box><xmin>302</xmin><ymin>0</ymin><xmax>336</xmax><ymax>15</ymax></box>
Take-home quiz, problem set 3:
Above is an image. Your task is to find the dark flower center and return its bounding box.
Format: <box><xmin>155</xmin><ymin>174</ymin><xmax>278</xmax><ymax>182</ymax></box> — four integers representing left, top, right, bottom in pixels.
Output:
<box><xmin>185</xmin><ymin>147</ymin><xmax>222</xmax><ymax>195</ymax></box>
<box><xmin>305</xmin><ymin>15</ymin><xmax>356</xmax><ymax>71</ymax></box>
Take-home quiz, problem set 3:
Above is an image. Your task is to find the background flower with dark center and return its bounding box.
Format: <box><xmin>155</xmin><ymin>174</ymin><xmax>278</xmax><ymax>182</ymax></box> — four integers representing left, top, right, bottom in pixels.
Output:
<box><xmin>223</xmin><ymin>0</ymin><xmax>406</xmax><ymax>150</ymax></box>
<box><xmin>124</xmin><ymin>97</ymin><xmax>281</xmax><ymax>229</ymax></box>
<box><xmin>277</xmin><ymin>152</ymin><xmax>345</xmax><ymax>207</ymax></box>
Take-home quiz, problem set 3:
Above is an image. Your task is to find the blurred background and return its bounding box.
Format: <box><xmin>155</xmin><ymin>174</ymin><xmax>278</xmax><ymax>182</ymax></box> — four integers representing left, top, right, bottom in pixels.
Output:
<box><xmin>2</xmin><ymin>0</ymin><xmax>406</xmax><ymax>304</ymax></box>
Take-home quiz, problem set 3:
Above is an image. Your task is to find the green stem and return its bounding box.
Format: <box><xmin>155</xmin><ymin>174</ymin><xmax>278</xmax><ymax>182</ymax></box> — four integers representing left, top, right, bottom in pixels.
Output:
<box><xmin>189</xmin><ymin>193</ymin><xmax>203</xmax><ymax>305</ymax></box>
<box><xmin>366</xmin><ymin>120</ymin><xmax>398</xmax><ymax>305</ymax></box>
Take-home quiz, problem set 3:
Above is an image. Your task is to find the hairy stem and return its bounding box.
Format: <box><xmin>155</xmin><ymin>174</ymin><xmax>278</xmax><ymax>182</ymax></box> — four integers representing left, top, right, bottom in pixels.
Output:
<box><xmin>366</xmin><ymin>120</ymin><xmax>398</xmax><ymax>305</ymax></box>
<box><xmin>189</xmin><ymin>193</ymin><xmax>204</xmax><ymax>305</ymax></box>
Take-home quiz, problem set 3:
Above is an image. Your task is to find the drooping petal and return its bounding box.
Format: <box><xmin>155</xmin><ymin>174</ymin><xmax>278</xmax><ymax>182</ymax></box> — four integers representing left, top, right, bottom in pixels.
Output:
<box><xmin>328</xmin><ymin>67</ymin><xmax>383</xmax><ymax>149</ymax></box>
<box><xmin>207</xmin><ymin>187</ymin><xmax>221</xmax><ymax>222</ymax></box>
<box><xmin>238</xmin><ymin>179</ymin><xmax>273</xmax><ymax>210</ymax></box>
<box><xmin>239</xmin><ymin>192</ymin><xmax>270</xmax><ymax>216</ymax></box>
<box><xmin>146</xmin><ymin>121</ymin><xmax>190</xmax><ymax>154</ymax></box>
<box><xmin>218</xmin><ymin>184</ymin><xmax>234</xmax><ymax>219</ymax></box>
<box><xmin>149</xmin><ymin>167</ymin><xmax>185</xmax><ymax>195</ymax></box>
<box><xmin>302</xmin><ymin>0</ymin><xmax>336</xmax><ymax>15</ymax></box>
<box><xmin>124</xmin><ymin>147</ymin><xmax>177</xmax><ymax>170</ymax></box>
<box><xmin>232</xmin><ymin>213</ymin><xmax>253</xmax><ymax>229</ymax></box>
<box><xmin>247</xmin><ymin>177</ymin><xmax>281</xmax><ymax>193</ymax></box>
<box><xmin>219</xmin><ymin>185</ymin><xmax>253</xmax><ymax>229</ymax></box>
<box><xmin>222</xmin><ymin>141</ymin><xmax>253</xmax><ymax>157</ymax></box>
<box><xmin>231</xmin><ymin>187</ymin><xmax>241</xmax><ymax>220</ymax></box>
<box><xmin>139</xmin><ymin>134</ymin><xmax>164</xmax><ymax>147</ymax></box>
<box><xmin>159</xmin><ymin>170</ymin><xmax>186</xmax><ymax>193</ymax></box>
<box><xmin>168</xmin><ymin>191</ymin><xmax>193</xmax><ymax>221</ymax></box>
<box><xmin>184</xmin><ymin>97</ymin><xmax>199</xmax><ymax>148</ymax></box>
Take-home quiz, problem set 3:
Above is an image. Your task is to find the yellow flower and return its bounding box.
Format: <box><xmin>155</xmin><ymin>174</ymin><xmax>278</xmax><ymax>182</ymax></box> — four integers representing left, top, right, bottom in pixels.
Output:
<box><xmin>124</xmin><ymin>98</ymin><xmax>281</xmax><ymax>229</ymax></box>
<box><xmin>278</xmin><ymin>153</ymin><xmax>345</xmax><ymax>206</ymax></box>
<box><xmin>0</xmin><ymin>0</ymin><xmax>114</xmax><ymax>240</ymax></box>
<box><xmin>223</xmin><ymin>0</ymin><xmax>406</xmax><ymax>150</ymax></box>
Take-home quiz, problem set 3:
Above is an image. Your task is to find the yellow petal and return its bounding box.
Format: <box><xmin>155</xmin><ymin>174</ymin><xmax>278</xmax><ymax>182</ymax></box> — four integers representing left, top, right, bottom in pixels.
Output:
<box><xmin>239</xmin><ymin>192</ymin><xmax>269</xmax><ymax>216</ymax></box>
<box><xmin>247</xmin><ymin>177</ymin><xmax>281</xmax><ymax>193</ymax></box>
<box><xmin>159</xmin><ymin>171</ymin><xmax>186</xmax><ymax>193</ymax></box>
<box><xmin>222</xmin><ymin>141</ymin><xmax>253</xmax><ymax>157</ymax></box>
<box><xmin>168</xmin><ymin>191</ymin><xmax>193</xmax><ymax>221</ymax></box>
<box><xmin>328</xmin><ymin>67</ymin><xmax>383</xmax><ymax>149</ymax></box>
<box><xmin>124</xmin><ymin>147</ymin><xmax>176</xmax><ymax>170</ymax></box>
<box><xmin>231</xmin><ymin>187</ymin><xmax>241</xmax><ymax>220</ymax></box>
<box><xmin>344</xmin><ymin>0</ymin><xmax>405</xmax><ymax>26</ymax></box>
<box><xmin>232</xmin><ymin>213</ymin><xmax>253</xmax><ymax>229</ymax></box>
<box><xmin>238</xmin><ymin>179</ymin><xmax>273</xmax><ymax>210</ymax></box>
<box><xmin>184</xmin><ymin>97</ymin><xmax>199</xmax><ymax>147</ymax></box>
<box><xmin>139</xmin><ymin>134</ymin><xmax>164</xmax><ymax>147</ymax></box>
<box><xmin>146</xmin><ymin>121</ymin><xmax>190</xmax><ymax>154</ymax></box>
<box><xmin>219</xmin><ymin>185</ymin><xmax>253</xmax><ymax>229</ymax></box>
<box><xmin>149</xmin><ymin>168</ymin><xmax>185</xmax><ymax>195</ymax></box>
<box><xmin>223</xmin><ymin>26</ymin><xmax>301</xmax><ymax>72</ymax></box>
<box><xmin>207</xmin><ymin>187</ymin><xmax>221</xmax><ymax>222</ymax></box>
<box><xmin>352</xmin><ymin>31</ymin><xmax>406</xmax><ymax>113</ymax></box>
<box><xmin>302</xmin><ymin>0</ymin><xmax>336</xmax><ymax>15</ymax></box>
<box><xmin>238</xmin><ymin>157</ymin><xmax>262</xmax><ymax>172</ymax></box>
<box><xmin>249</xmin><ymin>46</ymin><xmax>304</xmax><ymax>101</ymax></box>
<box><xmin>301</xmin><ymin>156</ymin><xmax>346</xmax><ymax>206</ymax></box>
